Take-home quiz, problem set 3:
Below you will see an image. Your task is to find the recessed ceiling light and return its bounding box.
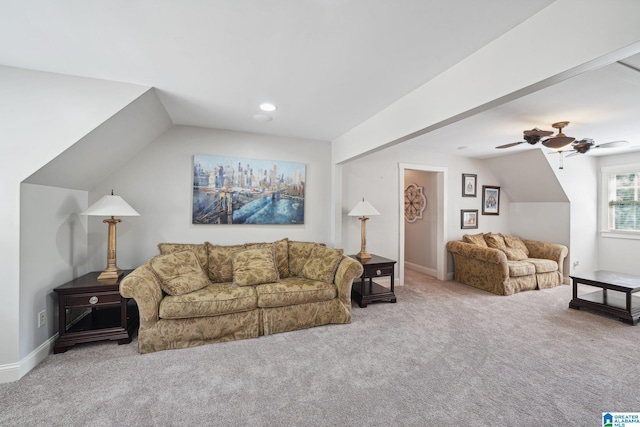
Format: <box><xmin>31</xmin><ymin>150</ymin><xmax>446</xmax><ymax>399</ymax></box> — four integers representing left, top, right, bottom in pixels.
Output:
<box><xmin>253</xmin><ymin>113</ymin><xmax>273</xmax><ymax>122</ymax></box>
<box><xmin>260</xmin><ymin>103</ymin><xmax>277</xmax><ymax>112</ymax></box>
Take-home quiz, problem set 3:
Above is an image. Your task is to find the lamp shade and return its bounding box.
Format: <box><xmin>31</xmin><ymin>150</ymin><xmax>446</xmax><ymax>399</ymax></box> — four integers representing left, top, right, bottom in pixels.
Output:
<box><xmin>81</xmin><ymin>193</ymin><xmax>140</xmax><ymax>217</ymax></box>
<box><xmin>348</xmin><ymin>199</ymin><xmax>380</xmax><ymax>217</ymax></box>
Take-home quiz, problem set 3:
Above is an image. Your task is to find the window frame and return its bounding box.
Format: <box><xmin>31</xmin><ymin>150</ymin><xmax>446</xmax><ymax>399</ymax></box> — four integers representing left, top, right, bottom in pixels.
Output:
<box><xmin>600</xmin><ymin>163</ymin><xmax>640</xmax><ymax>240</ymax></box>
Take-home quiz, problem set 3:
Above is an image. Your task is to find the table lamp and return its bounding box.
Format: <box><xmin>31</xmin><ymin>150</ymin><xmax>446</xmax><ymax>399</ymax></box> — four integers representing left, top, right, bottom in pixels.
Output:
<box><xmin>348</xmin><ymin>198</ymin><xmax>380</xmax><ymax>260</ymax></box>
<box><xmin>81</xmin><ymin>190</ymin><xmax>140</xmax><ymax>282</ymax></box>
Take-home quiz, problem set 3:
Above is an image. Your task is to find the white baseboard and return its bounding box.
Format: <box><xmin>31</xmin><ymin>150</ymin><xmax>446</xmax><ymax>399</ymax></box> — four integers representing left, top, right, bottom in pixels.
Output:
<box><xmin>405</xmin><ymin>261</ymin><xmax>437</xmax><ymax>278</ymax></box>
<box><xmin>0</xmin><ymin>334</ymin><xmax>57</xmax><ymax>384</ymax></box>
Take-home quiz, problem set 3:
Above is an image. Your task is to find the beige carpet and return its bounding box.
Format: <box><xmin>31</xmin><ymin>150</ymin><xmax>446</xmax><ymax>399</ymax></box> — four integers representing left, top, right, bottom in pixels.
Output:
<box><xmin>1</xmin><ymin>271</ymin><xmax>638</xmax><ymax>426</ymax></box>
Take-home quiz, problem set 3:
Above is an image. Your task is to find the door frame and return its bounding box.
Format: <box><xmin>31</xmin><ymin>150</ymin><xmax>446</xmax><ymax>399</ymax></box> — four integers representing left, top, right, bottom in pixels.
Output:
<box><xmin>398</xmin><ymin>163</ymin><xmax>448</xmax><ymax>284</ymax></box>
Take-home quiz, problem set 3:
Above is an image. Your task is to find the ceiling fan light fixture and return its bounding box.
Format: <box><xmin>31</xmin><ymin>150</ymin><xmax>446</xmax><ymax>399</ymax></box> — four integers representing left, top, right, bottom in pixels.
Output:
<box><xmin>543</xmin><ymin>136</ymin><xmax>575</xmax><ymax>149</ymax></box>
<box><xmin>542</xmin><ymin>121</ymin><xmax>575</xmax><ymax>149</ymax></box>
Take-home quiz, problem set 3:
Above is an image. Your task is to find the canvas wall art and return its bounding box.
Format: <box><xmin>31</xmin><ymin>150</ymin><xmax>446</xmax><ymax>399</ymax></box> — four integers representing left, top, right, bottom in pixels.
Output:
<box><xmin>192</xmin><ymin>154</ymin><xmax>306</xmax><ymax>225</ymax></box>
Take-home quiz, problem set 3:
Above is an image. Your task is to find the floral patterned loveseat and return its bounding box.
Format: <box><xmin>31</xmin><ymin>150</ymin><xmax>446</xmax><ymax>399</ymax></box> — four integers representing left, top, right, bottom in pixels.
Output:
<box><xmin>120</xmin><ymin>238</ymin><xmax>363</xmax><ymax>354</ymax></box>
<box><xmin>446</xmin><ymin>233</ymin><xmax>568</xmax><ymax>296</ymax></box>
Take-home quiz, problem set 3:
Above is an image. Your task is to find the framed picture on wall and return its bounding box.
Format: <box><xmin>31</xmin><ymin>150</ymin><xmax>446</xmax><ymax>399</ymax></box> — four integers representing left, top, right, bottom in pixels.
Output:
<box><xmin>482</xmin><ymin>185</ymin><xmax>500</xmax><ymax>215</ymax></box>
<box><xmin>462</xmin><ymin>173</ymin><xmax>477</xmax><ymax>197</ymax></box>
<box><xmin>192</xmin><ymin>154</ymin><xmax>306</xmax><ymax>225</ymax></box>
<box><xmin>461</xmin><ymin>209</ymin><xmax>478</xmax><ymax>229</ymax></box>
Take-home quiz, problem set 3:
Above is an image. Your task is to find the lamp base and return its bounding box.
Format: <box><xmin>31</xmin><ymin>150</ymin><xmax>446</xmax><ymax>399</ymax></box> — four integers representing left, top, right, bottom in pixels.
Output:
<box><xmin>356</xmin><ymin>251</ymin><xmax>372</xmax><ymax>260</ymax></box>
<box><xmin>97</xmin><ymin>268</ymin><xmax>123</xmax><ymax>283</ymax></box>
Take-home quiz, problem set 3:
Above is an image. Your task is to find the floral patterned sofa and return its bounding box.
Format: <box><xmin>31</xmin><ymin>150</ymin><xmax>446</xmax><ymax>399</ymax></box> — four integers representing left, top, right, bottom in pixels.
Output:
<box><xmin>446</xmin><ymin>233</ymin><xmax>568</xmax><ymax>296</ymax></box>
<box><xmin>120</xmin><ymin>238</ymin><xmax>363</xmax><ymax>354</ymax></box>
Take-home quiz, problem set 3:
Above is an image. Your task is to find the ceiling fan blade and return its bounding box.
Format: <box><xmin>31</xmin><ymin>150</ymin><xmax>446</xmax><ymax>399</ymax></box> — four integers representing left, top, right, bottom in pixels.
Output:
<box><xmin>565</xmin><ymin>151</ymin><xmax>581</xmax><ymax>158</ymax></box>
<box><xmin>496</xmin><ymin>141</ymin><xmax>525</xmax><ymax>149</ymax></box>
<box><xmin>523</xmin><ymin>128</ymin><xmax>553</xmax><ymax>137</ymax></box>
<box><xmin>595</xmin><ymin>140</ymin><xmax>629</xmax><ymax>149</ymax></box>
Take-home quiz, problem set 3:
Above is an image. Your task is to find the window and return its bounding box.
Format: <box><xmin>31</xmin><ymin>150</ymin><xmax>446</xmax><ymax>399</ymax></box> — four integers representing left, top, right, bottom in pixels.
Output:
<box><xmin>602</xmin><ymin>164</ymin><xmax>640</xmax><ymax>238</ymax></box>
<box><xmin>608</xmin><ymin>172</ymin><xmax>640</xmax><ymax>230</ymax></box>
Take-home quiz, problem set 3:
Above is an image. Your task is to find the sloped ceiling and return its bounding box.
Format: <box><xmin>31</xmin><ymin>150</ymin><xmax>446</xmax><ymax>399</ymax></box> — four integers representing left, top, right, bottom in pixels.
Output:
<box><xmin>23</xmin><ymin>88</ymin><xmax>172</xmax><ymax>190</ymax></box>
<box><xmin>486</xmin><ymin>149</ymin><xmax>568</xmax><ymax>203</ymax></box>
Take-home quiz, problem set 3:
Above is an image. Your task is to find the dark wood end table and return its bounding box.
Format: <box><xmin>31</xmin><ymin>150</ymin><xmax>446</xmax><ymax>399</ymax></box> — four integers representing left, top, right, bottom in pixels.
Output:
<box><xmin>569</xmin><ymin>270</ymin><xmax>640</xmax><ymax>325</ymax></box>
<box><xmin>54</xmin><ymin>270</ymin><xmax>138</xmax><ymax>353</ymax></box>
<box><xmin>349</xmin><ymin>254</ymin><xmax>397</xmax><ymax>308</ymax></box>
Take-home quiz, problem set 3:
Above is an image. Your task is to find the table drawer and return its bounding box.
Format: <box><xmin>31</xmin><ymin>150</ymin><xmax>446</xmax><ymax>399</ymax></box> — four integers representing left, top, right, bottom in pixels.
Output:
<box><xmin>66</xmin><ymin>293</ymin><xmax>121</xmax><ymax>308</ymax></box>
<box><xmin>364</xmin><ymin>265</ymin><xmax>394</xmax><ymax>277</ymax></box>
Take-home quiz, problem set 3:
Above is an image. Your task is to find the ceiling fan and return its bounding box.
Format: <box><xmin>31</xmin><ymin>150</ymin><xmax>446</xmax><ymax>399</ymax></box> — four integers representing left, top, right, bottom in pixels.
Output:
<box><xmin>496</xmin><ymin>121</ymin><xmax>576</xmax><ymax>150</ymax></box>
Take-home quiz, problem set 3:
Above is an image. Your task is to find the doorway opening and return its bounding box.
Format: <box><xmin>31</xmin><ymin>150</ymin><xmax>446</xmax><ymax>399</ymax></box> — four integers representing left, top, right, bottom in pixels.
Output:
<box><xmin>398</xmin><ymin>163</ymin><xmax>447</xmax><ymax>286</ymax></box>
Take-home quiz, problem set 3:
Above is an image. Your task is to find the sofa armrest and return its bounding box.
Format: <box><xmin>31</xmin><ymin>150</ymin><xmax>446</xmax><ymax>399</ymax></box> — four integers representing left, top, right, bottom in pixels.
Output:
<box><xmin>333</xmin><ymin>256</ymin><xmax>364</xmax><ymax>305</ymax></box>
<box><xmin>446</xmin><ymin>240</ymin><xmax>507</xmax><ymax>265</ymax></box>
<box><xmin>522</xmin><ymin>239</ymin><xmax>569</xmax><ymax>275</ymax></box>
<box><xmin>120</xmin><ymin>261</ymin><xmax>164</xmax><ymax>326</ymax></box>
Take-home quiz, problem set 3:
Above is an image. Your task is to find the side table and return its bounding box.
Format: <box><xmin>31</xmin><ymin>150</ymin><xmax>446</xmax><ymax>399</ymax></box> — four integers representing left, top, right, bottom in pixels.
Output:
<box><xmin>54</xmin><ymin>270</ymin><xmax>138</xmax><ymax>353</ymax></box>
<box><xmin>349</xmin><ymin>254</ymin><xmax>397</xmax><ymax>308</ymax></box>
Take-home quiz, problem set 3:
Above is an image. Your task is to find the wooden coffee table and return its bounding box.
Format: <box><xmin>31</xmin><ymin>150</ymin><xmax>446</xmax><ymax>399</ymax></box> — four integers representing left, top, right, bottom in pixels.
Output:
<box><xmin>569</xmin><ymin>270</ymin><xmax>640</xmax><ymax>325</ymax></box>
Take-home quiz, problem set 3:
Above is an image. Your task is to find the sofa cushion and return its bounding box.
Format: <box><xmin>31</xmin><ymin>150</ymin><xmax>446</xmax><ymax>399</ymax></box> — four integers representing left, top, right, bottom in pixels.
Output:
<box><xmin>463</xmin><ymin>233</ymin><xmax>488</xmax><ymax>247</ymax></box>
<box><xmin>288</xmin><ymin>241</ymin><xmax>321</xmax><ymax>276</ymax></box>
<box><xmin>233</xmin><ymin>247</ymin><xmax>279</xmax><ymax>287</ymax></box>
<box><xmin>507</xmin><ymin>260</ymin><xmax>536</xmax><ymax>277</ymax></box>
<box><xmin>159</xmin><ymin>284</ymin><xmax>257</xmax><ymax>319</ymax></box>
<box><xmin>158</xmin><ymin>243</ymin><xmax>208</xmax><ymax>272</ymax></box>
<box><xmin>256</xmin><ymin>277</ymin><xmax>337</xmax><ymax>308</ymax></box>
<box><xmin>205</xmin><ymin>242</ymin><xmax>245</xmax><ymax>283</ymax></box>
<box><xmin>526</xmin><ymin>258</ymin><xmax>558</xmax><ymax>274</ymax></box>
<box><xmin>301</xmin><ymin>246</ymin><xmax>344</xmax><ymax>283</ymax></box>
<box><xmin>244</xmin><ymin>238</ymin><xmax>289</xmax><ymax>279</ymax></box>
<box><xmin>150</xmin><ymin>250</ymin><xmax>210</xmax><ymax>296</ymax></box>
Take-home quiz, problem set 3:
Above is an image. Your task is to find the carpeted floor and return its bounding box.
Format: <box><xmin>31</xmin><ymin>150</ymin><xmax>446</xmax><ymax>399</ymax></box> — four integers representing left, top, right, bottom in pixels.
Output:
<box><xmin>1</xmin><ymin>270</ymin><xmax>638</xmax><ymax>426</ymax></box>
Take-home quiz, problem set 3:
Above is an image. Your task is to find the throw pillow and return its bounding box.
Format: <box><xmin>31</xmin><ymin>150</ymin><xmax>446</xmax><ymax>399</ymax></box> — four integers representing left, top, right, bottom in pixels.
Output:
<box><xmin>233</xmin><ymin>247</ymin><xmax>279</xmax><ymax>286</ymax></box>
<box><xmin>244</xmin><ymin>238</ymin><xmax>289</xmax><ymax>279</ymax></box>
<box><xmin>205</xmin><ymin>242</ymin><xmax>245</xmax><ymax>283</ymax></box>
<box><xmin>301</xmin><ymin>246</ymin><xmax>344</xmax><ymax>284</ymax></box>
<box><xmin>502</xmin><ymin>247</ymin><xmax>528</xmax><ymax>261</ymax></box>
<box><xmin>485</xmin><ymin>233</ymin><xmax>528</xmax><ymax>261</ymax></box>
<box><xmin>484</xmin><ymin>233</ymin><xmax>507</xmax><ymax>251</ymax></box>
<box><xmin>503</xmin><ymin>234</ymin><xmax>529</xmax><ymax>259</ymax></box>
<box><xmin>150</xmin><ymin>250</ymin><xmax>210</xmax><ymax>296</ymax></box>
<box><xmin>158</xmin><ymin>243</ymin><xmax>208</xmax><ymax>271</ymax></box>
<box><xmin>288</xmin><ymin>241</ymin><xmax>321</xmax><ymax>276</ymax></box>
<box><xmin>462</xmin><ymin>233</ymin><xmax>488</xmax><ymax>247</ymax></box>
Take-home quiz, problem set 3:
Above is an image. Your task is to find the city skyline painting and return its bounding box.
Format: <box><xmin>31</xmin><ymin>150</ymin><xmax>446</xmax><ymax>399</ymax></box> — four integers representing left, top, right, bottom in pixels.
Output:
<box><xmin>192</xmin><ymin>154</ymin><xmax>306</xmax><ymax>225</ymax></box>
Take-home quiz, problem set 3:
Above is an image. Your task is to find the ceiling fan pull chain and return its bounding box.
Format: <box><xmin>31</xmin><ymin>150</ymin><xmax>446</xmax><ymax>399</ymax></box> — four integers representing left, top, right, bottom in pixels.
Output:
<box><xmin>558</xmin><ymin>151</ymin><xmax>564</xmax><ymax>169</ymax></box>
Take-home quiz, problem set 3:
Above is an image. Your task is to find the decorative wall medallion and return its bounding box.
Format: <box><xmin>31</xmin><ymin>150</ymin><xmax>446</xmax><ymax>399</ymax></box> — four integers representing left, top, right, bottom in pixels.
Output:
<box><xmin>404</xmin><ymin>183</ymin><xmax>426</xmax><ymax>223</ymax></box>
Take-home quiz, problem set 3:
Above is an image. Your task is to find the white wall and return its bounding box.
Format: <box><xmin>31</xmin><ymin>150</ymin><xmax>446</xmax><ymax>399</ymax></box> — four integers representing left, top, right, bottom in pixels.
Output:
<box><xmin>508</xmin><ymin>203</ymin><xmax>570</xmax><ymax>244</ymax></box>
<box><xmin>20</xmin><ymin>184</ymin><xmax>89</xmax><ymax>359</ymax></box>
<box><xmin>404</xmin><ymin>170</ymin><xmax>437</xmax><ymax>273</ymax></box>
<box><xmin>540</xmin><ymin>150</ymin><xmax>599</xmax><ymax>277</ymax></box>
<box><xmin>597</xmin><ymin>151</ymin><xmax>640</xmax><ymax>275</ymax></box>
<box><xmin>341</xmin><ymin>145</ymin><xmax>509</xmax><ymax>275</ymax></box>
<box><xmin>88</xmin><ymin>126</ymin><xmax>332</xmax><ymax>269</ymax></box>
<box><xmin>0</xmin><ymin>66</ymin><xmax>148</xmax><ymax>382</ymax></box>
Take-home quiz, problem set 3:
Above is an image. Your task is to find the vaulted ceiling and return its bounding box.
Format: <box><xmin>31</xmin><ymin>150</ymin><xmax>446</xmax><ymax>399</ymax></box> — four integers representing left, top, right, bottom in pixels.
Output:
<box><xmin>2</xmin><ymin>1</ymin><xmax>640</xmax><ymax>161</ymax></box>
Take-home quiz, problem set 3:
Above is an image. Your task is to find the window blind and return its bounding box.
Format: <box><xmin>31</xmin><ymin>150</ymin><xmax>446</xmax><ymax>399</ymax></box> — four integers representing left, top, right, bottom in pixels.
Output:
<box><xmin>608</xmin><ymin>172</ymin><xmax>640</xmax><ymax>230</ymax></box>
